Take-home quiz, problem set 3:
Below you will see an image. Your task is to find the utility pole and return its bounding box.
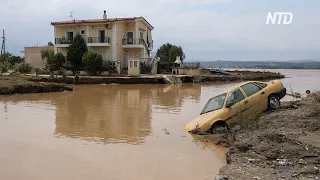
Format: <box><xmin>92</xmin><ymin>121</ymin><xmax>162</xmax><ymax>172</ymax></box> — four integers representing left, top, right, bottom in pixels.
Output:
<box><xmin>1</xmin><ymin>29</ymin><xmax>5</xmax><ymax>56</ymax></box>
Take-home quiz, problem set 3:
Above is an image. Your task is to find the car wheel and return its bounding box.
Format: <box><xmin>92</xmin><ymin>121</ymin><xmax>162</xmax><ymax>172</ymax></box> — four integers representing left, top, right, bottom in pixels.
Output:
<box><xmin>210</xmin><ymin>123</ymin><xmax>228</xmax><ymax>134</ymax></box>
<box><xmin>268</xmin><ymin>95</ymin><xmax>280</xmax><ymax>110</ymax></box>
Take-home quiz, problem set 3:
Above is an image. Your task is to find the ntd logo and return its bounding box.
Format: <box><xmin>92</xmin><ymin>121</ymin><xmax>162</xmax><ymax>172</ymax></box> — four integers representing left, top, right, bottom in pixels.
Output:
<box><xmin>266</xmin><ymin>12</ymin><xmax>293</xmax><ymax>25</ymax></box>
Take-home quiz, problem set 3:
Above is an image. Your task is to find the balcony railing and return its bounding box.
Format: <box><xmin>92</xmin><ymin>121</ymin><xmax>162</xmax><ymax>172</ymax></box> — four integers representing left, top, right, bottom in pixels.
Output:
<box><xmin>122</xmin><ymin>38</ymin><xmax>144</xmax><ymax>45</ymax></box>
<box><xmin>55</xmin><ymin>37</ymin><xmax>73</xmax><ymax>44</ymax></box>
<box><xmin>87</xmin><ymin>37</ymin><xmax>110</xmax><ymax>44</ymax></box>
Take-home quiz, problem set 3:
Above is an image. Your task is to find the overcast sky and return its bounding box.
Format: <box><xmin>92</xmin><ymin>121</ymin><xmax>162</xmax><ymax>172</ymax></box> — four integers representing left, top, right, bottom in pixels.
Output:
<box><xmin>0</xmin><ymin>0</ymin><xmax>319</xmax><ymax>61</ymax></box>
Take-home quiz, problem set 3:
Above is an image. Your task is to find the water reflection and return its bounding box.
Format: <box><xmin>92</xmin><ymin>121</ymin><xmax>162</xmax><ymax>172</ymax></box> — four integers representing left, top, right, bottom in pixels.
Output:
<box><xmin>0</xmin><ymin>84</ymin><xmax>202</xmax><ymax>145</ymax></box>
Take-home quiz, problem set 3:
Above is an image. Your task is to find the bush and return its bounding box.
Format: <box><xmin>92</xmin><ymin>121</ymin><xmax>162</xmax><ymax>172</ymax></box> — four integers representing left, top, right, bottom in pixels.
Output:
<box><xmin>0</xmin><ymin>61</ymin><xmax>10</xmax><ymax>73</ymax></box>
<box><xmin>17</xmin><ymin>63</ymin><xmax>33</xmax><ymax>74</ymax></box>
<box><xmin>82</xmin><ymin>52</ymin><xmax>103</xmax><ymax>75</ymax></box>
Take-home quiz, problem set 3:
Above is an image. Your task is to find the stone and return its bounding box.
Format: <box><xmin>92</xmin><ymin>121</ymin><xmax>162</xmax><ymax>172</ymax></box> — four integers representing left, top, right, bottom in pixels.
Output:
<box><xmin>216</xmin><ymin>174</ymin><xmax>228</xmax><ymax>180</ymax></box>
<box><xmin>252</xmin><ymin>177</ymin><xmax>261</xmax><ymax>180</ymax></box>
<box><xmin>299</xmin><ymin>165</ymin><xmax>319</xmax><ymax>175</ymax></box>
<box><xmin>299</xmin><ymin>159</ymin><xmax>306</xmax><ymax>165</ymax></box>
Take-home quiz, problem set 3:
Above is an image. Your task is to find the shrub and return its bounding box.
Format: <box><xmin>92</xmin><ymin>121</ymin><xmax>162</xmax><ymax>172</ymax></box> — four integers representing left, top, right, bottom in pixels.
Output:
<box><xmin>309</xmin><ymin>91</ymin><xmax>320</xmax><ymax>104</ymax></box>
<box><xmin>0</xmin><ymin>61</ymin><xmax>10</xmax><ymax>73</ymax></box>
<box><xmin>17</xmin><ymin>63</ymin><xmax>33</xmax><ymax>74</ymax></box>
<box><xmin>82</xmin><ymin>52</ymin><xmax>103</xmax><ymax>75</ymax></box>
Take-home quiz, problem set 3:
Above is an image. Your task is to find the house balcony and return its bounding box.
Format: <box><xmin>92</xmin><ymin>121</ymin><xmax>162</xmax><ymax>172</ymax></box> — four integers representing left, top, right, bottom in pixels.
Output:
<box><xmin>122</xmin><ymin>38</ymin><xmax>145</xmax><ymax>48</ymax></box>
<box><xmin>87</xmin><ymin>37</ymin><xmax>110</xmax><ymax>47</ymax></box>
<box><xmin>55</xmin><ymin>37</ymin><xmax>73</xmax><ymax>47</ymax></box>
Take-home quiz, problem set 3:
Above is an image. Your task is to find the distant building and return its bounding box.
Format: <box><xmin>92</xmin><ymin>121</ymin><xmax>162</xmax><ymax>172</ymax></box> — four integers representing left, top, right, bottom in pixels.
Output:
<box><xmin>51</xmin><ymin>11</ymin><xmax>157</xmax><ymax>75</ymax></box>
<box><xmin>23</xmin><ymin>46</ymin><xmax>54</xmax><ymax>69</ymax></box>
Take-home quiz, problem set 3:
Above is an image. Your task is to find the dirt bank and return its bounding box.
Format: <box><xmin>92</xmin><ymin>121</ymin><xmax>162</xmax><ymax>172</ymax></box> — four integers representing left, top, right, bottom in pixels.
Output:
<box><xmin>0</xmin><ymin>74</ymin><xmax>73</xmax><ymax>95</ymax></box>
<box><xmin>29</xmin><ymin>70</ymin><xmax>285</xmax><ymax>85</ymax></box>
<box><xmin>201</xmin><ymin>70</ymin><xmax>285</xmax><ymax>82</ymax></box>
<box><xmin>211</xmin><ymin>94</ymin><xmax>320</xmax><ymax>180</ymax></box>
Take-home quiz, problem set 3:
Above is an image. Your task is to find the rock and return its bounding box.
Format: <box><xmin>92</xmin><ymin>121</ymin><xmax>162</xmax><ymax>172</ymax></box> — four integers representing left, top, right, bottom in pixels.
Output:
<box><xmin>248</xmin><ymin>159</ymin><xmax>256</xmax><ymax>163</ymax></box>
<box><xmin>299</xmin><ymin>159</ymin><xmax>306</xmax><ymax>165</ymax></box>
<box><xmin>277</xmin><ymin>159</ymin><xmax>288</xmax><ymax>166</ymax></box>
<box><xmin>215</xmin><ymin>174</ymin><xmax>228</xmax><ymax>180</ymax></box>
<box><xmin>299</xmin><ymin>165</ymin><xmax>319</xmax><ymax>175</ymax></box>
<box><xmin>292</xmin><ymin>173</ymin><xmax>299</xmax><ymax>177</ymax></box>
<box><xmin>252</xmin><ymin>177</ymin><xmax>261</xmax><ymax>180</ymax></box>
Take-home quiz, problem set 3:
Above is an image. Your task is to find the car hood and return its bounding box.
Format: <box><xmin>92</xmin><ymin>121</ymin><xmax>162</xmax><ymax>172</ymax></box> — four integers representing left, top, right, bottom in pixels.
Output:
<box><xmin>184</xmin><ymin>110</ymin><xmax>218</xmax><ymax>132</ymax></box>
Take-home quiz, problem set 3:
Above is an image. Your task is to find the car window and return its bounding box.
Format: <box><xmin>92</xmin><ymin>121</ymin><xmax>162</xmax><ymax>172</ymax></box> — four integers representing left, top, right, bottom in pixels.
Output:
<box><xmin>241</xmin><ymin>83</ymin><xmax>261</xmax><ymax>97</ymax></box>
<box><xmin>254</xmin><ymin>82</ymin><xmax>268</xmax><ymax>89</ymax></box>
<box><xmin>227</xmin><ymin>89</ymin><xmax>245</xmax><ymax>105</ymax></box>
<box><xmin>201</xmin><ymin>93</ymin><xmax>227</xmax><ymax>114</ymax></box>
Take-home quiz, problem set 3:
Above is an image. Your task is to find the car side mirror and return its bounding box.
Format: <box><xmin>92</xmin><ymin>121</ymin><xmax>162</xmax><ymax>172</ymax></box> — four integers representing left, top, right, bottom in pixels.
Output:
<box><xmin>226</xmin><ymin>101</ymin><xmax>234</xmax><ymax>108</ymax></box>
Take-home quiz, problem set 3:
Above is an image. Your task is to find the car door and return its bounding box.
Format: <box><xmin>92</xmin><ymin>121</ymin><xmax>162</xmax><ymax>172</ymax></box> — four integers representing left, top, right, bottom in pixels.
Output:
<box><xmin>224</xmin><ymin>88</ymin><xmax>248</xmax><ymax>125</ymax></box>
<box><xmin>240</xmin><ymin>83</ymin><xmax>265</xmax><ymax>113</ymax></box>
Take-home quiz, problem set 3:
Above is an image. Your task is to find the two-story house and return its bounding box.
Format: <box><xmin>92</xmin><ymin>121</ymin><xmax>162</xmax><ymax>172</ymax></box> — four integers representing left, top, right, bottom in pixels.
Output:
<box><xmin>51</xmin><ymin>11</ymin><xmax>155</xmax><ymax>75</ymax></box>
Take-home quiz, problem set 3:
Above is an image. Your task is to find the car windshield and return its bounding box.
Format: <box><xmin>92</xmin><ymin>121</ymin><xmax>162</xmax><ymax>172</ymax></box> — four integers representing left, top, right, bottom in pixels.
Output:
<box><xmin>201</xmin><ymin>93</ymin><xmax>227</xmax><ymax>114</ymax></box>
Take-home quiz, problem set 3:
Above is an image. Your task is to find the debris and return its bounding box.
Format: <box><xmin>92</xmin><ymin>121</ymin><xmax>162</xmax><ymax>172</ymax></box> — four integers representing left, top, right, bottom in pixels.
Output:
<box><xmin>162</xmin><ymin>128</ymin><xmax>170</xmax><ymax>135</ymax></box>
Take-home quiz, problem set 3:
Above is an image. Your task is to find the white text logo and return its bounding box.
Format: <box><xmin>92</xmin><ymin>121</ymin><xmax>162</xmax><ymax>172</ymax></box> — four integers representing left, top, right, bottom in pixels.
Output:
<box><xmin>266</xmin><ymin>12</ymin><xmax>293</xmax><ymax>25</ymax></box>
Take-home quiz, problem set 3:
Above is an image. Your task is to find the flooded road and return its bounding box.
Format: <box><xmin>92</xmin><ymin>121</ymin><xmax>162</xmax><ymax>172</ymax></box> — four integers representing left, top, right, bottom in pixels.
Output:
<box><xmin>0</xmin><ymin>83</ymin><xmax>231</xmax><ymax>180</ymax></box>
<box><xmin>0</xmin><ymin>69</ymin><xmax>319</xmax><ymax>180</ymax></box>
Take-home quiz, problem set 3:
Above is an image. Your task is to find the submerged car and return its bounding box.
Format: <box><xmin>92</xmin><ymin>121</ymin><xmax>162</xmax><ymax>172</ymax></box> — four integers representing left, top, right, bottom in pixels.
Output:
<box><xmin>185</xmin><ymin>80</ymin><xmax>286</xmax><ymax>133</ymax></box>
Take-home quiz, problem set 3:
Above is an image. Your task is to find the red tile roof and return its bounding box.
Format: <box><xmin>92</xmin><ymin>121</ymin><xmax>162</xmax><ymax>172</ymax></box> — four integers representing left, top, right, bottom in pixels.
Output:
<box><xmin>51</xmin><ymin>17</ymin><xmax>153</xmax><ymax>29</ymax></box>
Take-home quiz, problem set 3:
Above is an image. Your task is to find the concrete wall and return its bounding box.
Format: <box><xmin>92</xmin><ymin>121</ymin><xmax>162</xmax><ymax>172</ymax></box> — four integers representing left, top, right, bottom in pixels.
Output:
<box><xmin>128</xmin><ymin>58</ymin><xmax>140</xmax><ymax>76</ymax></box>
<box><xmin>172</xmin><ymin>68</ymin><xmax>201</xmax><ymax>76</ymax></box>
<box><xmin>24</xmin><ymin>46</ymin><xmax>54</xmax><ymax>68</ymax></box>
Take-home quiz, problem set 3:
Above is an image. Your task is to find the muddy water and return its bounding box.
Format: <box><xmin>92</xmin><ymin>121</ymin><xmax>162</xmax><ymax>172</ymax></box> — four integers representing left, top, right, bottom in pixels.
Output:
<box><xmin>0</xmin><ymin>83</ymin><xmax>232</xmax><ymax>180</ymax></box>
<box><xmin>0</xmin><ymin>69</ymin><xmax>319</xmax><ymax>180</ymax></box>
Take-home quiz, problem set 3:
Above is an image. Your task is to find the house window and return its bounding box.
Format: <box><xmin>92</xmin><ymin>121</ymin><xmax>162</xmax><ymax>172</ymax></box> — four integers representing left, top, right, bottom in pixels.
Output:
<box><xmin>80</xmin><ymin>30</ymin><xmax>85</xmax><ymax>35</ymax></box>
<box><xmin>140</xmin><ymin>32</ymin><xmax>143</xmax><ymax>39</ymax></box>
<box><xmin>129</xmin><ymin>60</ymin><xmax>138</xmax><ymax>68</ymax></box>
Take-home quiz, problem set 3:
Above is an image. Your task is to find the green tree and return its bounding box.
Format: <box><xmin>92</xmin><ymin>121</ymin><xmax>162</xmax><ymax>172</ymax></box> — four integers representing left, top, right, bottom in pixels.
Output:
<box><xmin>82</xmin><ymin>52</ymin><xmax>103</xmax><ymax>75</ymax></box>
<box><xmin>67</xmin><ymin>34</ymin><xmax>88</xmax><ymax>75</ymax></box>
<box><xmin>156</xmin><ymin>43</ymin><xmax>185</xmax><ymax>72</ymax></box>
<box><xmin>0</xmin><ymin>53</ymin><xmax>23</xmax><ymax>69</ymax></box>
<box><xmin>41</xmin><ymin>49</ymin><xmax>66</xmax><ymax>74</ymax></box>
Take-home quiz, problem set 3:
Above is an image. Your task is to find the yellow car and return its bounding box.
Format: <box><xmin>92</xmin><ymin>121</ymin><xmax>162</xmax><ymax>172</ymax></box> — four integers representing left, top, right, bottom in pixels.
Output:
<box><xmin>185</xmin><ymin>80</ymin><xmax>286</xmax><ymax>133</ymax></box>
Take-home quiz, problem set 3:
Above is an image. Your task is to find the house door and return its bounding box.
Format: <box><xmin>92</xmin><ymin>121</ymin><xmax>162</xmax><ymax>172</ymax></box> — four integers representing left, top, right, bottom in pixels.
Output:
<box><xmin>127</xmin><ymin>32</ymin><xmax>134</xmax><ymax>44</ymax></box>
<box><xmin>98</xmin><ymin>51</ymin><xmax>107</xmax><ymax>66</ymax></box>
<box><xmin>98</xmin><ymin>30</ymin><xmax>106</xmax><ymax>43</ymax></box>
<box><xmin>67</xmin><ymin>31</ymin><xmax>73</xmax><ymax>41</ymax></box>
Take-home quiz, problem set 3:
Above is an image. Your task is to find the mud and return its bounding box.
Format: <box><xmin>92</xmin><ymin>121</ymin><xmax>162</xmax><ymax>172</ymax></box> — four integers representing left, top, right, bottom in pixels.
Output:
<box><xmin>0</xmin><ymin>74</ymin><xmax>73</xmax><ymax>95</ymax></box>
<box><xmin>212</xmin><ymin>96</ymin><xmax>320</xmax><ymax>180</ymax></box>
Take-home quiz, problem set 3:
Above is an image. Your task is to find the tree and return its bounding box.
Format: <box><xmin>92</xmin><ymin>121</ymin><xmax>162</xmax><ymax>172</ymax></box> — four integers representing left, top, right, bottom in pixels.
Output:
<box><xmin>0</xmin><ymin>53</ymin><xmax>23</xmax><ymax>69</ymax></box>
<box><xmin>41</xmin><ymin>49</ymin><xmax>66</xmax><ymax>74</ymax></box>
<box><xmin>156</xmin><ymin>43</ymin><xmax>185</xmax><ymax>72</ymax></box>
<box><xmin>82</xmin><ymin>52</ymin><xmax>103</xmax><ymax>75</ymax></box>
<box><xmin>67</xmin><ymin>34</ymin><xmax>88</xmax><ymax>75</ymax></box>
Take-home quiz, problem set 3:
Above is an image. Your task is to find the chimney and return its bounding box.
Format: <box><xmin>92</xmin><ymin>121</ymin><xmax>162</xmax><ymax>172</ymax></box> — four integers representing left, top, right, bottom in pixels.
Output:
<box><xmin>103</xmin><ymin>10</ymin><xmax>107</xmax><ymax>19</ymax></box>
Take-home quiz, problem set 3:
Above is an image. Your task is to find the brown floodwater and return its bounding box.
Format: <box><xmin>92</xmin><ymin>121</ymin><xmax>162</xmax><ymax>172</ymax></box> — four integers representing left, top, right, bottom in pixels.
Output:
<box><xmin>0</xmin><ymin>69</ymin><xmax>319</xmax><ymax>180</ymax></box>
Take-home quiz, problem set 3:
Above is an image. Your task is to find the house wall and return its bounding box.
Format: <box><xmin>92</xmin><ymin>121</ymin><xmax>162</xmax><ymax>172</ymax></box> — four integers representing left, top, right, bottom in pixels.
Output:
<box><xmin>88</xmin><ymin>25</ymin><xmax>112</xmax><ymax>38</ymax></box>
<box><xmin>126</xmin><ymin>22</ymin><xmax>136</xmax><ymax>35</ymax></box>
<box><xmin>90</xmin><ymin>47</ymin><xmax>112</xmax><ymax>61</ymax></box>
<box><xmin>24</xmin><ymin>46</ymin><xmax>54</xmax><ymax>69</ymax></box>
<box><xmin>55</xmin><ymin>25</ymin><xmax>78</xmax><ymax>38</ymax></box>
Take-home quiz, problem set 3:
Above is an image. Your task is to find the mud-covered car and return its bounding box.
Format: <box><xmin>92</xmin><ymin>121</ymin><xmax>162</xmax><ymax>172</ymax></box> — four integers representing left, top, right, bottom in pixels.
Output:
<box><xmin>185</xmin><ymin>80</ymin><xmax>286</xmax><ymax>133</ymax></box>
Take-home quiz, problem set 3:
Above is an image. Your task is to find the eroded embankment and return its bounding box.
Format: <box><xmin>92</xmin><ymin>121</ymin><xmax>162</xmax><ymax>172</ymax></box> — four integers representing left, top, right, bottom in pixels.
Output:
<box><xmin>0</xmin><ymin>74</ymin><xmax>73</xmax><ymax>95</ymax></box>
<box><xmin>201</xmin><ymin>70</ymin><xmax>285</xmax><ymax>82</ymax></box>
<box><xmin>208</xmin><ymin>94</ymin><xmax>320</xmax><ymax>180</ymax></box>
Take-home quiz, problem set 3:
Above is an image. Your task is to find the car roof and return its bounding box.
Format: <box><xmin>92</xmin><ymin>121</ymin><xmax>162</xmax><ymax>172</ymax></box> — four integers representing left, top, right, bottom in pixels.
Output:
<box><xmin>217</xmin><ymin>81</ymin><xmax>269</xmax><ymax>96</ymax></box>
